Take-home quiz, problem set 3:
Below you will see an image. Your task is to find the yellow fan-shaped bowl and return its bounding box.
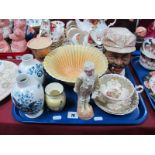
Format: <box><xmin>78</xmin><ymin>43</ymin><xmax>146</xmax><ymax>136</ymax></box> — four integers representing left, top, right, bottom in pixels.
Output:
<box><xmin>43</xmin><ymin>45</ymin><xmax>108</xmax><ymax>84</ymax></box>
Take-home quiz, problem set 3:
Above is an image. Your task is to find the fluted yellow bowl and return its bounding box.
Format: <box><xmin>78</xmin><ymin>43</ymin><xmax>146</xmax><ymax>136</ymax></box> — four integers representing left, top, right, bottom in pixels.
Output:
<box><xmin>43</xmin><ymin>45</ymin><xmax>108</xmax><ymax>84</ymax></box>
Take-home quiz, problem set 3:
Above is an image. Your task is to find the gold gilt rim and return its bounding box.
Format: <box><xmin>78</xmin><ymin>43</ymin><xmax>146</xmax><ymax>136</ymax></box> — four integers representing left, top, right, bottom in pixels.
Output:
<box><xmin>95</xmin><ymin>91</ymin><xmax>139</xmax><ymax>115</ymax></box>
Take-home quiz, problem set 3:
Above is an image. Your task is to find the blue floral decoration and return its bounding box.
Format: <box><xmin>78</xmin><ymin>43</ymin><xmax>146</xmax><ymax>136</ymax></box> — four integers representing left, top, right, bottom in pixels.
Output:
<box><xmin>27</xmin><ymin>64</ymin><xmax>44</xmax><ymax>78</ymax></box>
<box><xmin>13</xmin><ymin>90</ymin><xmax>43</xmax><ymax>115</ymax></box>
<box><xmin>14</xmin><ymin>90</ymin><xmax>34</xmax><ymax>105</ymax></box>
<box><xmin>0</xmin><ymin>61</ymin><xmax>2</xmax><ymax>65</ymax></box>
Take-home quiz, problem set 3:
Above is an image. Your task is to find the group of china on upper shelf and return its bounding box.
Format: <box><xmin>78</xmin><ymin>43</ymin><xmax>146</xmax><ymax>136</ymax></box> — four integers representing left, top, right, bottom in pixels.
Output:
<box><xmin>0</xmin><ymin>19</ymin><xmax>155</xmax><ymax>120</ymax></box>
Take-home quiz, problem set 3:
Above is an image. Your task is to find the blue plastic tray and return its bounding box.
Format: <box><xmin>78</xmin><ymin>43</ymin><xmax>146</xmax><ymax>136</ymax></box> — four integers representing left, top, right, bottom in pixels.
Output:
<box><xmin>131</xmin><ymin>56</ymin><xmax>155</xmax><ymax>111</ymax></box>
<box><xmin>12</xmin><ymin>67</ymin><xmax>147</xmax><ymax>125</ymax></box>
<box><xmin>132</xmin><ymin>50</ymin><xmax>141</xmax><ymax>56</ymax></box>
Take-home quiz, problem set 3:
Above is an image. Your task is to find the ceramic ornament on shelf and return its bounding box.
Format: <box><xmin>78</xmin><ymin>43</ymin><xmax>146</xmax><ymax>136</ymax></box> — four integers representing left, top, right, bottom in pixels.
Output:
<box><xmin>14</xmin><ymin>19</ymin><xmax>35</xmax><ymax>41</ymax></box>
<box><xmin>66</xmin><ymin>20</ymin><xmax>77</xmax><ymax>31</ymax></box>
<box><xmin>43</xmin><ymin>45</ymin><xmax>108</xmax><ymax>84</ymax></box>
<box><xmin>66</xmin><ymin>27</ymin><xmax>90</xmax><ymax>46</ymax></box>
<box><xmin>103</xmin><ymin>27</ymin><xmax>136</xmax><ymax>75</ymax></box>
<box><xmin>18</xmin><ymin>54</ymin><xmax>44</xmax><ymax>84</ymax></box>
<box><xmin>51</xmin><ymin>20</ymin><xmax>65</xmax><ymax>42</ymax></box>
<box><xmin>135</xmin><ymin>26</ymin><xmax>147</xmax><ymax>50</ymax></box>
<box><xmin>27</xmin><ymin>37</ymin><xmax>52</xmax><ymax>61</ymax></box>
<box><xmin>89</xmin><ymin>19</ymin><xmax>109</xmax><ymax>46</ymax></box>
<box><xmin>0</xmin><ymin>29</ymin><xmax>11</xmax><ymax>53</ymax></box>
<box><xmin>26</xmin><ymin>19</ymin><xmax>42</xmax><ymax>28</ymax></box>
<box><xmin>49</xmin><ymin>20</ymin><xmax>65</xmax><ymax>50</ymax></box>
<box><xmin>0</xmin><ymin>60</ymin><xmax>17</xmax><ymax>101</ymax></box>
<box><xmin>139</xmin><ymin>38</ymin><xmax>155</xmax><ymax>70</ymax></box>
<box><xmin>67</xmin><ymin>19</ymin><xmax>116</xmax><ymax>50</ymax></box>
<box><xmin>11</xmin><ymin>74</ymin><xmax>44</xmax><ymax>118</ymax></box>
<box><xmin>74</xmin><ymin>61</ymin><xmax>100</xmax><ymax>120</ymax></box>
<box><xmin>75</xmin><ymin>19</ymin><xmax>93</xmax><ymax>33</ymax></box>
<box><xmin>144</xmin><ymin>71</ymin><xmax>155</xmax><ymax>102</ymax></box>
<box><xmin>0</xmin><ymin>19</ymin><xmax>12</xmax><ymax>39</ymax></box>
<box><xmin>39</xmin><ymin>19</ymin><xmax>51</xmax><ymax>38</ymax></box>
<box><xmin>9</xmin><ymin>28</ymin><xmax>27</xmax><ymax>52</ymax></box>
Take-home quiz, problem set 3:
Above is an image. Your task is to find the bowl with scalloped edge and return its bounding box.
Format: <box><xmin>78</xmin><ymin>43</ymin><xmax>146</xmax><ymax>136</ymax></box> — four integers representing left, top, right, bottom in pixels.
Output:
<box><xmin>43</xmin><ymin>45</ymin><xmax>108</xmax><ymax>84</ymax></box>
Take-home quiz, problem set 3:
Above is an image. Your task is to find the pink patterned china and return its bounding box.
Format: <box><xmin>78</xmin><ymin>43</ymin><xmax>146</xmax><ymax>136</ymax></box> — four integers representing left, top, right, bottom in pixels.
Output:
<box><xmin>140</xmin><ymin>38</ymin><xmax>155</xmax><ymax>70</ymax></box>
<box><xmin>144</xmin><ymin>71</ymin><xmax>155</xmax><ymax>101</ymax></box>
<box><xmin>0</xmin><ymin>60</ymin><xmax>17</xmax><ymax>101</ymax></box>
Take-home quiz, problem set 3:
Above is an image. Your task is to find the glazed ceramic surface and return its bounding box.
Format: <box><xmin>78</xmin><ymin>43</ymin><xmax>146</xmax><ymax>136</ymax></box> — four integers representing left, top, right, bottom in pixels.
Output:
<box><xmin>9</xmin><ymin>26</ymin><xmax>27</xmax><ymax>52</ymax></box>
<box><xmin>50</xmin><ymin>36</ymin><xmax>64</xmax><ymax>50</ymax></box>
<box><xmin>45</xmin><ymin>82</ymin><xmax>66</xmax><ymax>111</ymax></box>
<box><xmin>27</xmin><ymin>37</ymin><xmax>52</xmax><ymax>50</ymax></box>
<box><xmin>26</xmin><ymin>19</ymin><xmax>42</xmax><ymax>28</ymax></box>
<box><xmin>11</xmin><ymin>74</ymin><xmax>44</xmax><ymax>118</ymax></box>
<box><xmin>0</xmin><ymin>19</ymin><xmax>11</xmax><ymax>38</ymax></box>
<box><xmin>51</xmin><ymin>20</ymin><xmax>65</xmax><ymax>42</ymax></box>
<box><xmin>150</xmin><ymin>76</ymin><xmax>155</xmax><ymax>94</ymax></box>
<box><xmin>18</xmin><ymin>54</ymin><xmax>44</xmax><ymax>84</ymax></box>
<box><xmin>140</xmin><ymin>38</ymin><xmax>155</xmax><ymax>70</ymax></box>
<box><xmin>39</xmin><ymin>19</ymin><xmax>51</xmax><ymax>38</ymax></box>
<box><xmin>66</xmin><ymin>20</ymin><xmax>77</xmax><ymax>31</ymax></box>
<box><xmin>0</xmin><ymin>60</ymin><xmax>17</xmax><ymax>101</ymax></box>
<box><xmin>139</xmin><ymin>53</ymin><xmax>155</xmax><ymax>70</ymax></box>
<box><xmin>144</xmin><ymin>71</ymin><xmax>155</xmax><ymax>102</ymax></box>
<box><xmin>99</xmin><ymin>74</ymin><xmax>143</xmax><ymax>104</ymax></box>
<box><xmin>95</xmin><ymin>91</ymin><xmax>139</xmax><ymax>115</ymax></box>
<box><xmin>43</xmin><ymin>45</ymin><xmax>108</xmax><ymax>84</ymax></box>
<box><xmin>27</xmin><ymin>37</ymin><xmax>52</xmax><ymax>60</ymax></box>
<box><xmin>142</xmin><ymin>38</ymin><xmax>155</xmax><ymax>59</ymax></box>
<box><xmin>0</xmin><ymin>29</ymin><xmax>11</xmax><ymax>53</ymax></box>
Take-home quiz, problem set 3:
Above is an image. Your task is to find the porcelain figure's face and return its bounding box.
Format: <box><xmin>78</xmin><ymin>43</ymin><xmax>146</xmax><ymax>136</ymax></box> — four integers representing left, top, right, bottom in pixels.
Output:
<box><xmin>84</xmin><ymin>69</ymin><xmax>94</xmax><ymax>77</ymax></box>
<box><xmin>105</xmin><ymin>51</ymin><xmax>131</xmax><ymax>74</ymax></box>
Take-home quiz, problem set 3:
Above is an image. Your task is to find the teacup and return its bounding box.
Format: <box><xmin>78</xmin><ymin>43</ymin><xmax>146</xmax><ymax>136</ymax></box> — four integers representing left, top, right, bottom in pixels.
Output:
<box><xmin>140</xmin><ymin>38</ymin><xmax>155</xmax><ymax>70</ymax></box>
<box><xmin>99</xmin><ymin>74</ymin><xmax>143</xmax><ymax>104</ymax></box>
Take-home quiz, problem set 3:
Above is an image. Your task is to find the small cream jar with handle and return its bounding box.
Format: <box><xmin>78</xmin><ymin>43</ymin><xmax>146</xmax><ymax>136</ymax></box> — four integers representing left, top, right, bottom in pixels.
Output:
<box><xmin>45</xmin><ymin>82</ymin><xmax>66</xmax><ymax>111</ymax></box>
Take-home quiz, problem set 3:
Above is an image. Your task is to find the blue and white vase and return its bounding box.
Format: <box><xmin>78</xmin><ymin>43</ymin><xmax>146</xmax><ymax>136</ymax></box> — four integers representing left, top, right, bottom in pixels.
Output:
<box><xmin>11</xmin><ymin>74</ymin><xmax>44</xmax><ymax>118</ymax></box>
<box><xmin>18</xmin><ymin>54</ymin><xmax>44</xmax><ymax>84</ymax></box>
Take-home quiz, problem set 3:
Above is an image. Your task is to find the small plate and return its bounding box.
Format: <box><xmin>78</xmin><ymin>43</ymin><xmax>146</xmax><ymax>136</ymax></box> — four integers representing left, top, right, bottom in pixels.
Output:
<box><xmin>95</xmin><ymin>91</ymin><xmax>139</xmax><ymax>115</ymax></box>
<box><xmin>0</xmin><ymin>60</ymin><xmax>17</xmax><ymax>101</ymax></box>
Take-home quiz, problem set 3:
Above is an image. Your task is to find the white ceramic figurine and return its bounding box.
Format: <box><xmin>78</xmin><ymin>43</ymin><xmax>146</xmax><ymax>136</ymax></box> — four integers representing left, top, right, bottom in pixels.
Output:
<box><xmin>74</xmin><ymin>61</ymin><xmax>100</xmax><ymax>120</ymax></box>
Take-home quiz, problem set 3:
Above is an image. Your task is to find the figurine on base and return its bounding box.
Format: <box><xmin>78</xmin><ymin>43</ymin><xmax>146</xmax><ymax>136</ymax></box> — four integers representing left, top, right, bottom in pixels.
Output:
<box><xmin>14</xmin><ymin>19</ymin><xmax>35</xmax><ymax>41</ymax></box>
<box><xmin>0</xmin><ymin>19</ymin><xmax>12</xmax><ymax>39</ymax></box>
<box><xmin>135</xmin><ymin>26</ymin><xmax>147</xmax><ymax>50</ymax></box>
<box><xmin>0</xmin><ymin>29</ymin><xmax>10</xmax><ymax>53</ymax></box>
<box><xmin>103</xmin><ymin>27</ymin><xmax>136</xmax><ymax>75</ymax></box>
<box><xmin>74</xmin><ymin>61</ymin><xmax>100</xmax><ymax>120</ymax></box>
<box><xmin>9</xmin><ymin>28</ymin><xmax>27</xmax><ymax>52</ymax></box>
